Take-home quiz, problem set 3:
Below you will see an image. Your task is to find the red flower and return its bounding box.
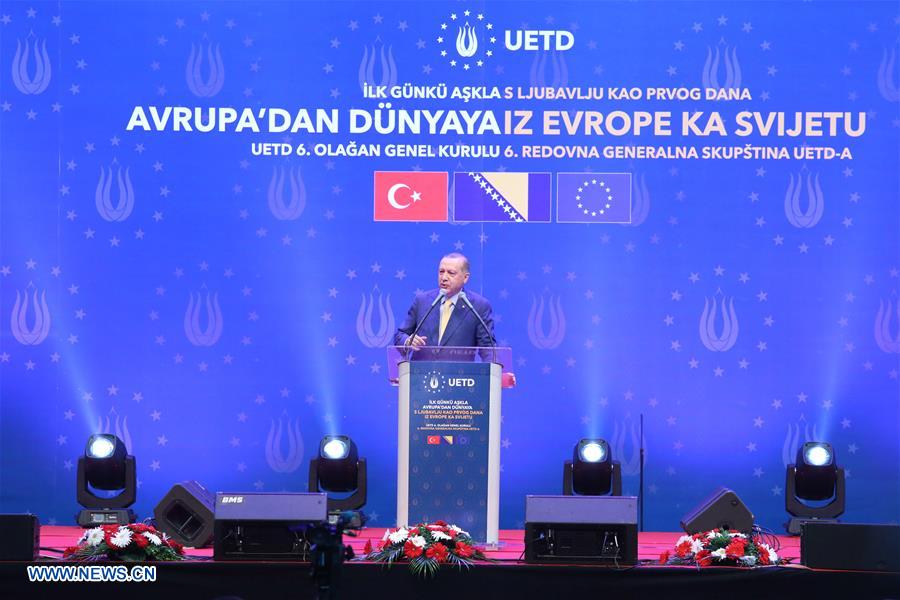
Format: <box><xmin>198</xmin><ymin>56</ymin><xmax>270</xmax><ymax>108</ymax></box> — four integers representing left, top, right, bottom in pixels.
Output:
<box><xmin>130</xmin><ymin>523</ymin><xmax>150</xmax><ymax>534</ymax></box>
<box><xmin>695</xmin><ymin>549</ymin><xmax>711</xmax><ymax>566</ymax></box>
<box><xmin>658</xmin><ymin>550</ymin><xmax>670</xmax><ymax>565</ymax></box>
<box><xmin>403</xmin><ymin>540</ymin><xmax>423</xmax><ymax>559</ymax></box>
<box><xmin>455</xmin><ymin>542</ymin><xmax>474</xmax><ymax>558</ymax></box>
<box><xmin>433</xmin><ymin>520</ymin><xmax>448</xmax><ymax>527</ymax></box>
<box><xmin>726</xmin><ymin>539</ymin><xmax>747</xmax><ymax>557</ymax></box>
<box><xmin>64</xmin><ymin>546</ymin><xmax>80</xmax><ymax>557</ymax></box>
<box><xmin>133</xmin><ymin>534</ymin><xmax>149</xmax><ymax>549</ymax></box>
<box><xmin>426</xmin><ymin>542</ymin><xmax>449</xmax><ymax>563</ymax></box>
<box><xmin>675</xmin><ymin>540</ymin><xmax>693</xmax><ymax>557</ymax></box>
<box><xmin>168</xmin><ymin>540</ymin><xmax>184</xmax><ymax>554</ymax></box>
<box><xmin>758</xmin><ymin>548</ymin><xmax>771</xmax><ymax>565</ymax></box>
<box><xmin>363</xmin><ymin>540</ymin><xmax>373</xmax><ymax>555</ymax></box>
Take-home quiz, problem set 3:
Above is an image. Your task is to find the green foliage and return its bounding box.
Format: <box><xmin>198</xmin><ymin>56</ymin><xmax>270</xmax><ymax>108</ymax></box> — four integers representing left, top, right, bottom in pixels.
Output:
<box><xmin>409</xmin><ymin>556</ymin><xmax>439</xmax><ymax>578</ymax></box>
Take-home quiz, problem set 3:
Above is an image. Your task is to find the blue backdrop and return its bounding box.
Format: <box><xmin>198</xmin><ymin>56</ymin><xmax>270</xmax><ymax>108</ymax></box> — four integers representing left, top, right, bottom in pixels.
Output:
<box><xmin>1</xmin><ymin>0</ymin><xmax>898</xmax><ymax>533</ymax></box>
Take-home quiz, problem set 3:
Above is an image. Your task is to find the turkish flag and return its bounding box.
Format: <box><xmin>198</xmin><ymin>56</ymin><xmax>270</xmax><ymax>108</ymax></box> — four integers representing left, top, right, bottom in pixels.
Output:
<box><xmin>374</xmin><ymin>171</ymin><xmax>448</xmax><ymax>222</ymax></box>
<box><xmin>426</xmin><ymin>435</ymin><xmax>441</xmax><ymax>445</ymax></box>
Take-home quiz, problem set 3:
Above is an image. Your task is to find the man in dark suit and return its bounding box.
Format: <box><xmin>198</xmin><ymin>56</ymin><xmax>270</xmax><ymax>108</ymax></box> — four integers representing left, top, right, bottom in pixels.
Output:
<box><xmin>393</xmin><ymin>253</ymin><xmax>495</xmax><ymax>355</ymax></box>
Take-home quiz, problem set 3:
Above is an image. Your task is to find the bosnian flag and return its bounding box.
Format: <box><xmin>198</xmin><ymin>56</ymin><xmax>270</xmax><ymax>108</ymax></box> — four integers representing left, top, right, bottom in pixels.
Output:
<box><xmin>452</xmin><ymin>172</ymin><xmax>551</xmax><ymax>223</ymax></box>
<box><xmin>374</xmin><ymin>171</ymin><xmax>448</xmax><ymax>222</ymax></box>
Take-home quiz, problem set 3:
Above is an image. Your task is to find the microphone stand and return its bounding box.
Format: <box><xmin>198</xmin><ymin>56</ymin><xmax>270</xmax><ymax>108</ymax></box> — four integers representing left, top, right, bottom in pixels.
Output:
<box><xmin>639</xmin><ymin>413</ymin><xmax>645</xmax><ymax>533</ymax></box>
<box><xmin>459</xmin><ymin>291</ymin><xmax>497</xmax><ymax>364</ymax></box>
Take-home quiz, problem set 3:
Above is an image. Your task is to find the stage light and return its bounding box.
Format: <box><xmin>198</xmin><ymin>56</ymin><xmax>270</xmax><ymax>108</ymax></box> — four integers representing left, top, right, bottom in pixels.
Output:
<box><xmin>76</xmin><ymin>434</ymin><xmax>137</xmax><ymax>526</ymax></box>
<box><xmin>804</xmin><ymin>443</ymin><xmax>832</xmax><ymax>468</ymax></box>
<box><xmin>564</xmin><ymin>439</ymin><xmax>622</xmax><ymax>496</ymax></box>
<box><xmin>322</xmin><ymin>438</ymin><xmax>349</xmax><ymax>460</ymax></box>
<box><xmin>785</xmin><ymin>441</ymin><xmax>845</xmax><ymax>535</ymax></box>
<box><xmin>308</xmin><ymin>435</ymin><xmax>367</xmax><ymax>512</ymax></box>
<box><xmin>88</xmin><ymin>436</ymin><xmax>115</xmax><ymax>459</ymax></box>
<box><xmin>580</xmin><ymin>441</ymin><xmax>606</xmax><ymax>463</ymax></box>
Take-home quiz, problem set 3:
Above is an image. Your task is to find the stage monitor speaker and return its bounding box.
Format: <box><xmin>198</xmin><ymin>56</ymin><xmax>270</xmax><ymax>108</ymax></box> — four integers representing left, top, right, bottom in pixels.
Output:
<box><xmin>801</xmin><ymin>522</ymin><xmax>900</xmax><ymax>572</ymax></box>
<box><xmin>681</xmin><ymin>487</ymin><xmax>754</xmax><ymax>534</ymax></box>
<box><xmin>153</xmin><ymin>480</ymin><xmax>215</xmax><ymax>548</ymax></box>
<box><xmin>524</xmin><ymin>495</ymin><xmax>638</xmax><ymax>565</ymax></box>
<box><xmin>0</xmin><ymin>514</ymin><xmax>40</xmax><ymax>561</ymax></box>
<box><xmin>213</xmin><ymin>492</ymin><xmax>327</xmax><ymax>561</ymax></box>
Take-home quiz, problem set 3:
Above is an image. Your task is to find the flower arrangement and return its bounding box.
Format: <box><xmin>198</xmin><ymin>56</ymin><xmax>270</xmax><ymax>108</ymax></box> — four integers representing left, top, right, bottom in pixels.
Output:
<box><xmin>64</xmin><ymin>524</ymin><xmax>185</xmax><ymax>562</ymax></box>
<box><xmin>660</xmin><ymin>528</ymin><xmax>786</xmax><ymax>567</ymax></box>
<box><xmin>364</xmin><ymin>521</ymin><xmax>488</xmax><ymax>577</ymax></box>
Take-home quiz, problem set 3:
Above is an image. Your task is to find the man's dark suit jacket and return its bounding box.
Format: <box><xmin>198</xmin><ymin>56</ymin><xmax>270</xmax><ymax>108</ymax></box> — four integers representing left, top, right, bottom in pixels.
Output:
<box><xmin>393</xmin><ymin>289</ymin><xmax>494</xmax><ymax>356</ymax></box>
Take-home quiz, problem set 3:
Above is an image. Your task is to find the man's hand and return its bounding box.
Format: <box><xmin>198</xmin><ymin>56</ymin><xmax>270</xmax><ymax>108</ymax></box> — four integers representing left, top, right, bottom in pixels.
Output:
<box><xmin>406</xmin><ymin>334</ymin><xmax>428</xmax><ymax>349</ymax></box>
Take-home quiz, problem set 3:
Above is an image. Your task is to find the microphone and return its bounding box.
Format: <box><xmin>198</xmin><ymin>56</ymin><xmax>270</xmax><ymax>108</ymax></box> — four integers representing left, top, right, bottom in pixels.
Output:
<box><xmin>458</xmin><ymin>291</ymin><xmax>497</xmax><ymax>362</ymax></box>
<box><xmin>407</xmin><ymin>289</ymin><xmax>446</xmax><ymax>347</ymax></box>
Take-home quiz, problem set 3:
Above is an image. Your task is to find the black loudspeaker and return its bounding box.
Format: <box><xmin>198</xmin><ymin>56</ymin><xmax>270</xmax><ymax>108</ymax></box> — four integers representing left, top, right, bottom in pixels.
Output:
<box><xmin>213</xmin><ymin>492</ymin><xmax>328</xmax><ymax>561</ymax></box>
<box><xmin>0</xmin><ymin>514</ymin><xmax>40</xmax><ymax>560</ymax></box>
<box><xmin>524</xmin><ymin>495</ymin><xmax>638</xmax><ymax>565</ymax></box>
<box><xmin>153</xmin><ymin>481</ymin><xmax>215</xmax><ymax>548</ymax></box>
<box><xmin>680</xmin><ymin>487</ymin><xmax>754</xmax><ymax>534</ymax></box>
<box><xmin>801</xmin><ymin>522</ymin><xmax>900</xmax><ymax>572</ymax></box>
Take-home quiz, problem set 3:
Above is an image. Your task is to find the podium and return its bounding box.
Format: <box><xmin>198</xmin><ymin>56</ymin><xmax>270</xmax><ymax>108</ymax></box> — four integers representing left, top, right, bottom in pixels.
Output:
<box><xmin>387</xmin><ymin>346</ymin><xmax>514</xmax><ymax>545</ymax></box>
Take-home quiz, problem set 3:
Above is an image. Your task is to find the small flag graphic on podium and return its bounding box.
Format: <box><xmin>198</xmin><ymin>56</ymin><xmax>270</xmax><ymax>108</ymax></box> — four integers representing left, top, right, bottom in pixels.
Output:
<box><xmin>453</xmin><ymin>172</ymin><xmax>551</xmax><ymax>223</ymax></box>
<box><xmin>374</xmin><ymin>171</ymin><xmax>448</xmax><ymax>222</ymax></box>
<box><xmin>557</xmin><ymin>173</ymin><xmax>632</xmax><ymax>223</ymax></box>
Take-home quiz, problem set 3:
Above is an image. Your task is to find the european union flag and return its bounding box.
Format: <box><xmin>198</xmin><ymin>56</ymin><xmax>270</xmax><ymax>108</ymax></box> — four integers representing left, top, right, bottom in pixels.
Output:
<box><xmin>556</xmin><ymin>173</ymin><xmax>632</xmax><ymax>223</ymax></box>
<box><xmin>453</xmin><ymin>172</ymin><xmax>551</xmax><ymax>223</ymax></box>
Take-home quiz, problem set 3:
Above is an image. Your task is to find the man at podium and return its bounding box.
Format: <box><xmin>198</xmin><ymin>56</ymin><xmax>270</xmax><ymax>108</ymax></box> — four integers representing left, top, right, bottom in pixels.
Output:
<box><xmin>393</xmin><ymin>253</ymin><xmax>495</xmax><ymax>359</ymax></box>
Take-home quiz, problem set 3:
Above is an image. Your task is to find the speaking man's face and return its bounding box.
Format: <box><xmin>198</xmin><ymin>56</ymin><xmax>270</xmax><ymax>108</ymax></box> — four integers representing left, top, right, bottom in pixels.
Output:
<box><xmin>438</xmin><ymin>257</ymin><xmax>470</xmax><ymax>298</ymax></box>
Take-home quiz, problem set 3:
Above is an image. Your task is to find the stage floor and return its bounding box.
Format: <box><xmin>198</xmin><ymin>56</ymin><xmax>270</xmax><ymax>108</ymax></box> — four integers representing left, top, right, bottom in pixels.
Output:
<box><xmin>38</xmin><ymin>525</ymin><xmax>803</xmax><ymax>563</ymax></box>
<box><xmin>6</xmin><ymin>526</ymin><xmax>894</xmax><ymax>600</ymax></box>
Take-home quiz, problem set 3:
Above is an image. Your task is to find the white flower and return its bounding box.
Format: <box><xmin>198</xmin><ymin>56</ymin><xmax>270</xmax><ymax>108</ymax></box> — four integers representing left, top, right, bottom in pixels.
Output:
<box><xmin>408</xmin><ymin>535</ymin><xmax>426</xmax><ymax>548</ymax></box>
<box><xmin>728</xmin><ymin>532</ymin><xmax>747</xmax><ymax>539</ymax></box>
<box><xmin>676</xmin><ymin>535</ymin><xmax>693</xmax><ymax>546</ymax></box>
<box><xmin>759</xmin><ymin>544</ymin><xmax>778</xmax><ymax>563</ymax></box>
<box><xmin>85</xmin><ymin>528</ymin><xmax>104</xmax><ymax>547</ymax></box>
<box><xmin>109</xmin><ymin>527</ymin><xmax>133</xmax><ymax>548</ymax></box>
<box><xmin>431</xmin><ymin>530</ymin><xmax>451</xmax><ymax>541</ymax></box>
<box><xmin>144</xmin><ymin>532</ymin><xmax>162</xmax><ymax>546</ymax></box>
<box><xmin>388</xmin><ymin>528</ymin><xmax>409</xmax><ymax>544</ymax></box>
<box><xmin>381</xmin><ymin>529</ymin><xmax>392</xmax><ymax>542</ymax></box>
<box><xmin>710</xmin><ymin>548</ymin><xmax>727</xmax><ymax>560</ymax></box>
<box><xmin>690</xmin><ymin>539</ymin><xmax>705</xmax><ymax>554</ymax></box>
<box><xmin>706</xmin><ymin>531</ymin><xmax>719</xmax><ymax>539</ymax></box>
<box><xmin>448</xmin><ymin>525</ymin><xmax>469</xmax><ymax>537</ymax></box>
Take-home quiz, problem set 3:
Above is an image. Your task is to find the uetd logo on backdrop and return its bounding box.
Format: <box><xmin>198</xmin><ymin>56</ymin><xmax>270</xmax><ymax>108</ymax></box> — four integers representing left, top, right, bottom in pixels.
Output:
<box><xmin>436</xmin><ymin>9</ymin><xmax>575</xmax><ymax>71</ymax></box>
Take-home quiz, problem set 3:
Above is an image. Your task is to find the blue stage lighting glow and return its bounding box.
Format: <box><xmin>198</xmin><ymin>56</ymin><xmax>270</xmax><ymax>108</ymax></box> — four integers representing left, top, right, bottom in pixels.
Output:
<box><xmin>87</xmin><ymin>435</ymin><xmax>116</xmax><ymax>459</ymax></box>
<box><xmin>579</xmin><ymin>441</ymin><xmax>606</xmax><ymax>463</ymax></box>
<box><xmin>804</xmin><ymin>443</ymin><xmax>832</xmax><ymax>467</ymax></box>
<box><xmin>322</xmin><ymin>438</ymin><xmax>349</xmax><ymax>460</ymax></box>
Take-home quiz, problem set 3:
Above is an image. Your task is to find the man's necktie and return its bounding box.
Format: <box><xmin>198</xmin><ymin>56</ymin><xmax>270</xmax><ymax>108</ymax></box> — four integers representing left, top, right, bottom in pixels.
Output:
<box><xmin>438</xmin><ymin>300</ymin><xmax>452</xmax><ymax>342</ymax></box>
